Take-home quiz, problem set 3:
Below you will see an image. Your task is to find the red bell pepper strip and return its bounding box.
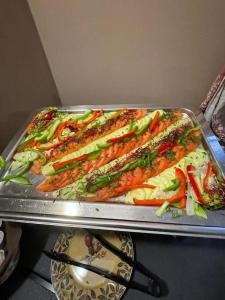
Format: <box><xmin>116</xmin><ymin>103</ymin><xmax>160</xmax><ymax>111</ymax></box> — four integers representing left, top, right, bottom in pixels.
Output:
<box><xmin>134</xmin><ymin>168</ymin><xmax>186</xmax><ymax>206</ymax></box>
<box><xmin>133</xmin><ymin>199</ymin><xmax>166</xmax><ymax>206</ymax></box>
<box><xmin>178</xmin><ymin>197</ymin><xmax>186</xmax><ymax>209</ymax></box>
<box><xmin>37</xmin><ymin>121</ymin><xmax>79</xmax><ymax>150</ymax></box>
<box><xmin>149</xmin><ymin>111</ymin><xmax>160</xmax><ymax>131</ymax></box>
<box><xmin>107</xmin><ymin>130</ymin><xmax>136</xmax><ymax>143</ymax></box>
<box><xmin>52</xmin><ymin>110</ymin><xmax>103</xmax><ymax>143</ymax></box>
<box><xmin>81</xmin><ymin>110</ymin><xmax>103</xmax><ymax>127</ymax></box>
<box><xmin>158</xmin><ymin>141</ymin><xmax>176</xmax><ymax>156</ymax></box>
<box><xmin>23</xmin><ymin>140</ymin><xmax>38</xmax><ymax>150</ymax></box>
<box><xmin>56</xmin><ymin>120</ymin><xmax>78</xmax><ymax>142</ymax></box>
<box><xmin>133</xmin><ymin>192</ymin><xmax>185</xmax><ymax>206</ymax></box>
<box><xmin>36</xmin><ymin>141</ymin><xmax>62</xmax><ymax>151</ymax></box>
<box><xmin>203</xmin><ymin>162</ymin><xmax>212</xmax><ymax>193</ymax></box>
<box><xmin>53</xmin><ymin>153</ymin><xmax>88</xmax><ymax>170</ymax></box>
<box><xmin>114</xmin><ymin>184</ymin><xmax>156</xmax><ymax>194</ymax></box>
<box><xmin>57</xmin><ymin>122</ymin><xmax>69</xmax><ymax>141</ymax></box>
<box><xmin>186</xmin><ymin>165</ymin><xmax>207</xmax><ymax>205</ymax></box>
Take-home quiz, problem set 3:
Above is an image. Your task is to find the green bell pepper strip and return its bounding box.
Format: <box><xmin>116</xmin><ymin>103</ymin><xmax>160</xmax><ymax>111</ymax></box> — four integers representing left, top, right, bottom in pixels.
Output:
<box><xmin>87</xmin><ymin>150</ymin><xmax>102</xmax><ymax>160</ymax></box>
<box><xmin>50</xmin><ymin>161</ymin><xmax>80</xmax><ymax>175</ymax></box>
<box><xmin>34</xmin><ymin>130</ymin><xmax>49</xmax><ymax>142</ymax></box>
<box><xmin>50</xmin><ymin>150</ymin><xmax>102</xmax><ymax>175</ymax></box>
<box><xmin>136</xmin><ymin>118</ymin><xmax>152</xmax><ymax>135</ymax></box>
<box><xmin>119</xmin><ymin>160</ymin><xmax>139</xmax><ymax>173</ymax></box>
<box><xmin>77</xmin><ymin>110</ymin><xmax>92</xmax><ymax>121</ymax></box>
<box><xmin>128</xmin><ymin>120</ymin><xmax>138</xmax><ymax>132</ymax></box>
<box><xmin>0</xmin><ymin>156</ymin><xmax>6</xmax><ymax>169</ymax></box>
<box><xmin>35</xmin><ymin>119</ymin><xmax>61</xmax><ymax>142</ymax></box>
<box><xmin>86</xmin><ymin>149</ymin><xmax>158</xmax><ymax>193</ymax></box>
<box><xmin>97</xmin><ymin>143</ymin><xmax>111</xmax><ymax>149</ymax></box>
<box><xmin>49</xmin><ymin>149</ymin><xmax>103</xmax><ymax>175</ymax></box>
<box><xmin>119</xmin><ymin>150</ymin><xmax>158</xmax><ymax>173</ymax></box>
<box><xmin>128</xmin><ymin>120</ymin><xmax>134</xmax><ymax>131</ymax></box>
<box><xmin>46</xmin><ymin>119</ymin><xmax>61</xmax><ymax>141</ymax></box>
<box><xmin>87</xmin><ymin>172</ymin><xmax>122</xmax><ymax>193</ymax></box>
<box><xmin>163</xmin><ymin>178</ymin><xmax>180</xmax><ymax>192</ymax></box>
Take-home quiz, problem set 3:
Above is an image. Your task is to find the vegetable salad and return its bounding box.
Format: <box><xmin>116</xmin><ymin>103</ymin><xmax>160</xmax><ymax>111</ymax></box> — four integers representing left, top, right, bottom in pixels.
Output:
<box><xmin>0</xmin><ymin>107</ymin><xmax>224</xmax><ymax>218</ymax></box>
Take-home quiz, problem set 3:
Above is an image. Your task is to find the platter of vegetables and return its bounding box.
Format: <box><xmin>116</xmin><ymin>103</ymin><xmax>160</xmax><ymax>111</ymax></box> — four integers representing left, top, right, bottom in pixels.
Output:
<box><xmin>0</xmin><ymin>105</ymin><xmax>224</xmax><ymax>230</ymax></box>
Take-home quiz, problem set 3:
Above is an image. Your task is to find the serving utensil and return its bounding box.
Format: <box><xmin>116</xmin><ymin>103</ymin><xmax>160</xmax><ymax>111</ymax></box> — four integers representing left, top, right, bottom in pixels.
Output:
<box><xmin>44</xmin><ymin>250</ymin><xmax>162</xmax><ymax>297</ymax></box>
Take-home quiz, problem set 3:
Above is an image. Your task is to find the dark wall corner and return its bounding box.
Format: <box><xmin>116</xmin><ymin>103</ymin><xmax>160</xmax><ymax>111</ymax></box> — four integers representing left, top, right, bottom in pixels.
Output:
<box><xmin>0</xmin><ymin>0</ymin><xmax>61</xmax><ymax>151</ymax></box>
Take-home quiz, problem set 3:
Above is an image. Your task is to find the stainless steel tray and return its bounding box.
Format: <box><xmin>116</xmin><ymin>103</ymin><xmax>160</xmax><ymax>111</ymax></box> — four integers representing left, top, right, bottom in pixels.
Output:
<box><xmin>1</xmin><ymin>105</ymin><xmax>225</xmax><ymax>238</ymax></box>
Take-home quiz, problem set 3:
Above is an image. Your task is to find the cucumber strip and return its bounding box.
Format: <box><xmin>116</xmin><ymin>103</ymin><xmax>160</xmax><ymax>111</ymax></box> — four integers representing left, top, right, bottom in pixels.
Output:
<box><xmin>156</xmin><ymin>201</ymin><xmax>170</xmax><ymax>217</ymax></box>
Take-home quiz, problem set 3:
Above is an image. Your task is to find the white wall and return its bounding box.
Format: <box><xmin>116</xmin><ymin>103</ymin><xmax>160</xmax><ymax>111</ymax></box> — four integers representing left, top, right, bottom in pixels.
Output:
<box><xmin>28</xmin><ymin>0</ymin><xmax>225</xmax><ymax>110</ymax></box>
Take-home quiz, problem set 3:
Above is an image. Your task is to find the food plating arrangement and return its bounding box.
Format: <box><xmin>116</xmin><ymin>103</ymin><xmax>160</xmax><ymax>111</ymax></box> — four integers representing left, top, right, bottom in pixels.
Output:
<box><xmin>0</xmin><ymin>105</ymin><xmax>224</xmax><ymax>237</ymax></box>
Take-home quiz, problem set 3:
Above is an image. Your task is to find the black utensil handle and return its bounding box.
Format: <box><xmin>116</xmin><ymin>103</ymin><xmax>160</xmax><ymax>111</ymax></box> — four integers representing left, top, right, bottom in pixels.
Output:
<box><xmin>89</xmin><ymin>231</ymin><xmax>162</xmax><ymax>291</ymax></box>
<box><xmin>44</xmin><ymin>250</ymin><xmax>160</xmax><ymax>297</ymax></box>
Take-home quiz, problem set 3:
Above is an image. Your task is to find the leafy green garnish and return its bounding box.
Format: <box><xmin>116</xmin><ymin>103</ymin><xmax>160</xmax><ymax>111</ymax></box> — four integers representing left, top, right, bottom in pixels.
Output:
<box><xmin>2</xmin><ymin>175</ymin><xmax>31</xmax><ymax>185</ymax></box>
<box><xmin>164</xmin><ymin>150</ymin><xmax>176</xmax><ymax>160</ymax></box>
<box><xmin>160</xmin><ymin>111</ymin><xmax>176</xmax><ymax>121</ymax></box>
<box><xmin>12</xmin><ymin>162</ymin><xmax>32</xmax><ymax>176</ymax></box>
<box><xmin>0</xmin><ymin>156</ymin><xmax>6</xmax><ymax>169</ymax></box>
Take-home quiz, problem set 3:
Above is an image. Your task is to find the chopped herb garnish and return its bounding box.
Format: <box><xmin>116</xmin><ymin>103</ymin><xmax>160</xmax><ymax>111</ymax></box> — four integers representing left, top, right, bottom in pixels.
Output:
<box><xmin>164</xmin><ymin>150</ymin><xmax>176</xmax><ymax>160</ymax></box>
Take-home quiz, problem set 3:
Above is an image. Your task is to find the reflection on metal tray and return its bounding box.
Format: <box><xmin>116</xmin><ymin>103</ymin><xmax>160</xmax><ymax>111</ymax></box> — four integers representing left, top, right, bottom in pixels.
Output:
<box><xmin>0</xmin><ymin>105</ymin><xmax>225</xmax><ymax>238</ymax></box>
